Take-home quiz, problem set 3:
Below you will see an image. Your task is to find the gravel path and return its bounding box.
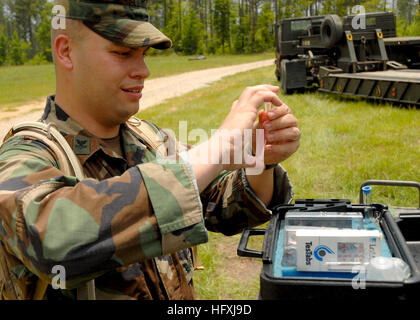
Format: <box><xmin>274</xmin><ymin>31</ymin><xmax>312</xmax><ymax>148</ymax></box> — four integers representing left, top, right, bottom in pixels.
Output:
<box><xmin>0</xmin><ymin>58</ymin><xmax>274</xmax><ymax>139</ymax></box>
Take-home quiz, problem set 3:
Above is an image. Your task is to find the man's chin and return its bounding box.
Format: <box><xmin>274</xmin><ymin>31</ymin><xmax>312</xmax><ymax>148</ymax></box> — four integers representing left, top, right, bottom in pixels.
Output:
<box><xmin>117</xmin><ymin>104</ymin><xmax>140</xmax><ymax>122</ymax></box>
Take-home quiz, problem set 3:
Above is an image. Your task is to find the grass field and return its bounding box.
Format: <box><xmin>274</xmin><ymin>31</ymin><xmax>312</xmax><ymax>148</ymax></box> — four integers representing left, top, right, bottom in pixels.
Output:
<box><xmin>137</xmin><ymin>65</ymin><xmax>420</xmax><ymax>299</ymax></box>
<box><xmin>0</xmin><ymin>52</ymin><xmax>274</xmax><ymax>110</ymax></box>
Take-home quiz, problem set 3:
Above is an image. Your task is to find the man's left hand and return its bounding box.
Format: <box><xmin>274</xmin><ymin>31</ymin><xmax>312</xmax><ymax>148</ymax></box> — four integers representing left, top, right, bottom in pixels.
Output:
<box><xmin>255</xmin><ymin>101</ymin><xmax>301</xmax><ymax>165</ymax></box>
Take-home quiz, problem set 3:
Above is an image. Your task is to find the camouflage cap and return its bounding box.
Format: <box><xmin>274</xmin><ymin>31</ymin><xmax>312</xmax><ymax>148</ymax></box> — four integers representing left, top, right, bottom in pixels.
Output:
<box><xmin>54</xmin><ymin>0</ymin><xmax>172</xmax><ymax>49</ymax></box>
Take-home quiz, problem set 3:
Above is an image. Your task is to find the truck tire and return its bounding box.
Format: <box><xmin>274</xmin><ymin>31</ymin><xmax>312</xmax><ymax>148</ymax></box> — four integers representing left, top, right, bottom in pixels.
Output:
<box><xmin>280</xmin><ymin>59</ymin><xmax>291</xmax><ymax>94</ymax></box>
<box><xmin>281</xmin><ymin>59</ymin><xmax>308</xmax><ymax>94</ymax></box>
<box><xmin>321</xmin><ymin>15</ymin><xmax>343</xmax><ymax>48</ymax></box>
<box><xmin>275</xmin><ymin>67</ymin><xmax>281</xmax><ymax>81</ymax></box>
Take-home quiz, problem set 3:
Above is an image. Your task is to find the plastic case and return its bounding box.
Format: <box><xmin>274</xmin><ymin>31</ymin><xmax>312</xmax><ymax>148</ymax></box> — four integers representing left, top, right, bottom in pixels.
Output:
<box><xmin>237</xmin><ymin>181</ymin><xmax>420</xmax><ymax>300</ymax></box>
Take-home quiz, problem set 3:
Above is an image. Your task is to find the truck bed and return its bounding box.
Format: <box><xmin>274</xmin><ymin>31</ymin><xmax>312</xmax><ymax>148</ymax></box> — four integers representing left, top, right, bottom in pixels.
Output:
<box><xmin>319</xmin><ymin>69</ymin><xmax>420</xmax><ymax>105</ymax></box>
<box><xmin>384</xmin><ymin>36</ymin><xmax>420</xmax><ymax>45</ymax></box>
<box><xmin>332</xmin><ymin>69</ymin><xmax>420</xmax><ymax>83</ymax></box>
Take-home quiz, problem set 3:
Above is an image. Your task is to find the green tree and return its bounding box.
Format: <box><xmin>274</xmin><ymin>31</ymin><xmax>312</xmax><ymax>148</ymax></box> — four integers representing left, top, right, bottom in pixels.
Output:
<box><xmin>231</xmin><ymin>0</ymin><xmax>250</xmax><ymax>53</ymax></box>
<box><xmin>363</xmin><ymin>0</ymin><xmax>388</xmax><ymax>12</ymax></box>
<box><xmin>0</xmin><ymin>28</ymin><xmax>8</xmax><ymax>65</ymax></box>
<box><xmin>397</xmin><ymin>0</ymin><xmax>418</xmax><ymax>24</ymax></box>
<box><xmin>182</xmin><ymin>4</ymin><xmax>204</xmax><ymax>55</ymax></box>
<box><xmin>9</xmin><ymin>30</ymin><xmax>30</xmax><ymax>65</ymax></box>
<box><xmin>321</xmin><ymin>0</ymin><xmax>348</xmax><ymax>16</ymax></box>
<box><xmin>148</xmin><ymin>0</ymin><xmax>164</xmax><ymax>29</ymax></box>
<box><xmin>405</xmin><ymin>11</ymin><xmax>420</xmax><ymax>36</ymax></box>
<box><xmin>214</xmin><ymin>0</ymin><xmax>231</xmax><ymax>53</ymax></box>
<box><xmin>6</xmin><ymin>0</ymin><xmax>48</xmax><ymax>59</ymax></box>
<box><xmin>34</xmin><ymin>1</ymin><xmax>53</xmax><ymax>62</ymax></box>
<box><xmin>396</xmin><ymin>3</ymin><xmax>420</xmax><ymax>36</ymax></box>
<box><xmin>0</xmin><ymin>1</ymin><xmax>5</xmax><ymax>26</ymax></box>
<box><xmin>253</xmin><ymin>1</ymin><xmax>274</xmax><ymax>52</ymax></box>
<box><xmin>164</xmin><ymin>0</ymin><xmax>183</xmax><ymax>53</ymax></box>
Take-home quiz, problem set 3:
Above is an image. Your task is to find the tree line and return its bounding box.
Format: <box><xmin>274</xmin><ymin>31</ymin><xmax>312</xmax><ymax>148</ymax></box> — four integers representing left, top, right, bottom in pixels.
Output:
<box><xmin>0</xmin><ymin>0</ymin><xmax>419</xmax><ymax>66</ymax></box>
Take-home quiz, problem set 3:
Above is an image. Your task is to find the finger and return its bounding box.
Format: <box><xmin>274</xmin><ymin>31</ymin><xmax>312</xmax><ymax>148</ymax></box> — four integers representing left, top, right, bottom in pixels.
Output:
<box><xmin>263</xmin><ymin>140</ymin><xmax>300</xmax><ymax>163</ymax></box>
<box><xmin>245</xmin><ymin>84</ymin><xmax>281</xmax><ymax>94</ymax></box>
<box><xmin>231</xmin><ymin>99</ymin><xmax>239</xmax><ymax>110</ymax></box>
<box><xmin>266</xmin><ymin>127</ymin><xmax>301</xmax><ymax>143</ymax></box>
<box><xmin>254</xmin><ymin>111</ymin><xmax>263</xmax><ymax>129</ymax></box>
<box><xmin>258</xmin><ymin>109</ymin><xmax>268</xmax><ymax>126</ymax></box>
<box><xmin>266</xmin><ymin>103</ymin><xmax>292</xmax><ymax>120</ymax></box>
<box><xmin>238</xmin><ymin>85</ymin><xmax>280</xmax><ymax>103</ymax></box>
<box><xmin>247</xmin><ymin>90</ymin><xmax>283</xmax><ymax>111</ymax></box>
<box><xmin>264</xmin><ymin>113</ymin><xmax>298</xmax><ymax>131</ymax></box>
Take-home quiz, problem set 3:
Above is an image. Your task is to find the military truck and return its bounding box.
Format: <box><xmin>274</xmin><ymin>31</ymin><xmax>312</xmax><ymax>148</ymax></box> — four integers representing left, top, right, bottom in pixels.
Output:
<box><xmin>274</xmin><ymin>12</ymin><xmax>420</xmax><ymax>106</ymax></box>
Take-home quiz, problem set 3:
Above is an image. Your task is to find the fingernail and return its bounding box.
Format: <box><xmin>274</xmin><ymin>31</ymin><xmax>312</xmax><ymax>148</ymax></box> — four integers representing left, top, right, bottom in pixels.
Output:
<box><xmin>268</xmin><ymin>111</ymin><xmax>275</xmax><ymax>119</ymax></box>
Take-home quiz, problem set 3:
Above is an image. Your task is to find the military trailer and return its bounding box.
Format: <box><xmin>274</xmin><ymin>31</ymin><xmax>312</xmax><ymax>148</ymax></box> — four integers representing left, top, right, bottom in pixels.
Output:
<box><xmin>384</xmin><ymin>36</ymin><xmax>420</xmax><ymax>69</ymax></box>
<box><xmin>274</xmin><ymin>12</ymin><xmax>420</xmax><ymax>106</ymax></box>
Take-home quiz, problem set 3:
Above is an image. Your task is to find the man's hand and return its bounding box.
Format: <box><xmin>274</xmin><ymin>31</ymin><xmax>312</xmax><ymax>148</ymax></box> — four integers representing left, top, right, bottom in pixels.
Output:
<box><xmin>215</xmin><ymin>84</ymin><xmax>283</xmax><ymax>171</ymax></box>
<box><xmin>243</xmin><ymin>100</ymin><xmax>300</xmax><ymax>206</ymax></box>
<box><xmin>188</xmin><ymin>84</ymin><xmax>298</xmax><ymax>193</ymax></box>
<box><xmin>219</xmin><ymin>84</ymin><xmax>282</xmax><ymax>132</ymax></box>
<box><xmin>256</xmin><ymin>101</ymin><xmax>300</xmax><ymax>165</ymax></box>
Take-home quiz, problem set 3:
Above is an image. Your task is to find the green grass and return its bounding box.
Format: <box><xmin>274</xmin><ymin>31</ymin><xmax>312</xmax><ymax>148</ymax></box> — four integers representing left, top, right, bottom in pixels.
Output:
<box><xmin>145</xmin><ymin>52</ymin><xmax>274</xmax><ymax>79</ymax></box>
<box><xmin>191</xmin><ymin>232</ymin><xmax>261</xmax><ymax>300</ymax></box>
<box><xmin>0</xmin><ymin>64</ymin><xmax>56</xmax><ymax>109</ymax></box>
<box><xmin>0</xmin><ymin>52</ymin><xmax>274</xmax><ymax>110</ymax></box>
<box><xmin>137</xmin><ymin>65</ymin><xmax>420</xmax><ymax>299</ymax></box>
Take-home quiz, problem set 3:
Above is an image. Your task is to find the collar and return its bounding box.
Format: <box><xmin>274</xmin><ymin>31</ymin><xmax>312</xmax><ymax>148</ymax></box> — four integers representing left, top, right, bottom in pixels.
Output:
<box><xmin>40</xmin><ymin>95</ymin><xmax>147</xmax><ymax>166</ymax></box>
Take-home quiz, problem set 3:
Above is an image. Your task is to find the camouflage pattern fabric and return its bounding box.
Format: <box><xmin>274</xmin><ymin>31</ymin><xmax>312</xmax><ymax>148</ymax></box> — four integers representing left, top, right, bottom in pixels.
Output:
<box><xmin>54</xmin><ymin>0</ymin><xmax>172</xmax><ymax>49</ymax></box>
<box><xmin>0</xmin><ymin>96</ymin><xmax>293</xmax><ymax>299</ymax></box>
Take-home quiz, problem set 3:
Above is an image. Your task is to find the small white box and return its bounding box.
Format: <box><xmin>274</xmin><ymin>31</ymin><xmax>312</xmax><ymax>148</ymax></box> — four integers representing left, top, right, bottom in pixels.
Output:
<box><xmin>284</xmin><ymin>211</ymin><xmax>363</xmax><ymax>247</ymax></box>
<box><xmin>296</xmin><ymin>228</ymin><xmax>382</xmax><ymax>272</ymax></box>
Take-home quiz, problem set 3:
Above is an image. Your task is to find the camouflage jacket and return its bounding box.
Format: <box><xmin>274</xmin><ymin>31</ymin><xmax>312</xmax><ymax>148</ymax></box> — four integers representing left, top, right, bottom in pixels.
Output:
<box><xmin>0</xmin><ymin>96</ymin><xmax>293</xmax><ymax>300</ymax></box>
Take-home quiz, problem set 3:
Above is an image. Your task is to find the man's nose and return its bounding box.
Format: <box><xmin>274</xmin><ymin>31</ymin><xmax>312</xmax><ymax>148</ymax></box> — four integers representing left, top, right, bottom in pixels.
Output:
<box><xmin>130</xmin><ymin>55</ymin><xmax>150</xmax><ymax>79</ymax></box>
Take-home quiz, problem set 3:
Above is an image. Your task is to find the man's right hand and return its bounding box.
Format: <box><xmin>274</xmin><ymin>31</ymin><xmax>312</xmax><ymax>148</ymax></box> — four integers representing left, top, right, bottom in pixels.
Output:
<box><xmin>188</xmin><ymin>85</ymin><xmax>283</xmax><ymax>191</ymax></box>
<box><xmin>215</xmin><ymin>84</ymin><xmax>283</xmax><ymax>171</ymax></box>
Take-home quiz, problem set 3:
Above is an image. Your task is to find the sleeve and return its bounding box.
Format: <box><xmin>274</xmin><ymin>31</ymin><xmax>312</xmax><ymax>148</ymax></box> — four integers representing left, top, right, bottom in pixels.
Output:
<box><xmin>0</xmin><ymin>135</ymin><xmax>208</xmax><ymax>288</ymax></box>
<box><xmin>200</xmin><ymin>165</ymin><xmax>293</xmax><ymax>236</ymax></box>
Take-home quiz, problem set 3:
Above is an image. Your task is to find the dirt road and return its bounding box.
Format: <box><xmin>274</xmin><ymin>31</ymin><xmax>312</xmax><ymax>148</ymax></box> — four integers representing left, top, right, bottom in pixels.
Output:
<box><xmin>0</xmin><ymin>58</ymin><xmax>274</xmax><ymax>138</ymax></box>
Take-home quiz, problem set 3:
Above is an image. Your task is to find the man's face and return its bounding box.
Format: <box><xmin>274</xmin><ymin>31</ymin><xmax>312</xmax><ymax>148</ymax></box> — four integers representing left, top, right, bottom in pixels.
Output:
<box><xmin>70</xmin><ymin>27</ymin><xmax>150</xmax><ymax>127</ymax></box>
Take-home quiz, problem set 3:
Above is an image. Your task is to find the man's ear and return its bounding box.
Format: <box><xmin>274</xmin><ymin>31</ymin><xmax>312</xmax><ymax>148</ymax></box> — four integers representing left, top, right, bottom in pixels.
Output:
<box><xmin>54</xmin><ymin>34</ymin><xmax>73</xmax><ymax>70</ymax></box>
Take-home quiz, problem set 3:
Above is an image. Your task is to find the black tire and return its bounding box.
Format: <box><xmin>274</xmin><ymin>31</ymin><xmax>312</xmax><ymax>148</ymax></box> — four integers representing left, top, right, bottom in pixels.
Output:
<box><xmin>280</xmin><ymin>59</ymin><xmax>292</xmax><ymax>94</ymax></box>
<box><xmin>275</xmin><ymin>68</ymin><xmax>281</xmax><ymax>81</ymax></box>
<box><xmin>321</xmin><ymin>15</ymin><xmax>343</xmax><ymax>48</ymax></box>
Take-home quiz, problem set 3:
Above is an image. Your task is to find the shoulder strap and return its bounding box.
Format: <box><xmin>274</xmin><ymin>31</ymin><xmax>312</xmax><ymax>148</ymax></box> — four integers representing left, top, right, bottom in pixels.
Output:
<box><xmin>5</xmin><ymin>121</ymin><xmax>97</xmax><ymax>300</ymax></box>
<box><xmin>126</xmin><ymin>117</ymin><xmax>168</xmax><ymax>157</ymax></box>
<box><xmin>12</xmin><ymin>119</ymin><xmax>168</xmax><ymax>175</ymax></box>
<box><xmin>11</xmin><ymin>122</ymin><xmax>85</xmax><ymax>180</ymax></box>
<box><xmin>10</xmin><ymin>118</ymin><xmax>170</xmax><ymax>180</ymax></box>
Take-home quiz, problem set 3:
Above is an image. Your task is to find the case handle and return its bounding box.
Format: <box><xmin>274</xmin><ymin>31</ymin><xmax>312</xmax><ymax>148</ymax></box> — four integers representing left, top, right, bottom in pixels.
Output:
<box><xmin>237</xmin><ymin>228</ymin><xmax>266</xmax><ymax>258</ymax></box>
<box><xmin>359</xmin><ymin>180</ymin><xmax>420</xmax><ymax>208</ymax></box>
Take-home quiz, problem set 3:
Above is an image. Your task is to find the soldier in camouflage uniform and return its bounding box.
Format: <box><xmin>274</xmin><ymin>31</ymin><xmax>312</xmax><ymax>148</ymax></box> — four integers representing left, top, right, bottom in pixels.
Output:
<box><xmin>0</xmin><ymin>0</ymin><xmax>300</xmax><ymax>299</ymax></box>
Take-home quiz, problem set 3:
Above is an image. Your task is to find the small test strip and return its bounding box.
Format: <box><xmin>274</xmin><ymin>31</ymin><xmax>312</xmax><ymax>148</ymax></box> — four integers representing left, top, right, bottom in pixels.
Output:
<box><xmin>245</xmin><ymin>102</ymin><xmax>273</xmax><ymax>175</ymax></box>
<box><xmin>264</xmin><ymin>102</ymin><xmax>273</xmax><ymax>113</ymax></box>
<box><xmin>263</xmin><ymin>102</ymin><xmax>272</xmax><ymax>144</ymax></box>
